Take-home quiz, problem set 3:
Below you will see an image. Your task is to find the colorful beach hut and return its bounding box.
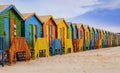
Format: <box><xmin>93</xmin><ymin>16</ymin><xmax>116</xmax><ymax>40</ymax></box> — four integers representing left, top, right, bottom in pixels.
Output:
<box><xmin>104</xmin><ymin>31</ymin><xmax>109</xmax><ymax>48</ymax></box>
<box><xmin>101</xmin><ymin>30</ymin><xmax>105</xmax><ymax>48</ymax></box>
<box><xmin>72</xmin><ymin>23</ymin><xmax>78</xmax><ymax>39</ymax></box>
<box><xmin>72</xmin><ymin>23</ymin><xmax>79</xmax><ymax>52</ymax></box>
<box><xmin>116</xmin><ymin>34</ymin><xmax>119</xmax><ymax>46</ymax></box>
<box><xmin>98</xmin><ymin>29</ymin><xmax>102</xmax><ymax>48</ymax></box>
<box><xmin>94</xmin><ymin>28</ymin><xmax>99</xmax><ymax>49</ymax></box>
<box><xmin>89</xmin><ymin>27</ymin><xmax>95</xmax><ymax>49</ymax></box>
<box><xmin>83</xmin><ymin>25</ymin><xmax>90</xmax><ymax>51</ymax></box>
<box><xmin>22</xmin><ymin>13</ymin><xmax>43</xmax><ymax>49</ymax></box>
<box><xmin>108</xmin><ymin>32</ymin><xmax>113</xmax><ymax>47</ymax></box>
<box><xmin>0</xmin><ymin>5</ymin><xmax>24</xmax><ymax>50</ymax></box>
<box><xmin>112</xmin><ymin>33</ymin><xmax>116</xmax><ymax>47</ymax></box>
<box><xmin>38</xmin><ymin>15</ymin><xmax>57</xmax><ymax>48</ymax></box>
<box><xmin>66</xmin><ymin>22</ymin><xmax>73</xmax><ymax>39</ymax></box>
<box><xmin>54</xmin><ymin>18</ymin><xmax>68</xmax><ymax>47</ymax></box>
<box><xmin>76</xmin><ymin>24</ymin><xmax>85</xmax><ymax>51</ymax></box>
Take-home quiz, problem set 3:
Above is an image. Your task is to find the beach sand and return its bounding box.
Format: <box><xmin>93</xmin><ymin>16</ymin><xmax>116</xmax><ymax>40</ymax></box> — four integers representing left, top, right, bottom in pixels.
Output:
<box><xmin>1</xmin><ymin>46</ymin><xmax>120</xmax><ymax>73</ymax></box>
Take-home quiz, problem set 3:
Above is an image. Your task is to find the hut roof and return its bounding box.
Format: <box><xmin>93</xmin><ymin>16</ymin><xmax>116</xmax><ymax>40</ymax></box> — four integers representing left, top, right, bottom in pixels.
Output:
<box><xmin>83</xmin><ymin>25</ymin><xmax>89</xmax><ymax>29</ymax></box>
<box><xmin>54</xmin><ymin>18</ymin><xmax>63</xmax><ymax>25</ymax></box>
<box><xmin>38</xmin><ymin>15</ymin><xmax>51</xmax><ymax>23</ymax></box>
<box><xmin>0</xmin><ymin>5</ymin><xmax>9</xmax><ymax>12</ymax></box>
<box><xmin>54</xmin><ymin>18</ymin><xmax>68</xmax><ymax>27</ymax></box>
<box><xmin>0</xmin><ymin>4</ymin><xmax>24</xmax><ymax>20</ymax></box>
<box><xmin>22</xmin><ymin>13</ymin><xmax>42</xmax><ymax>22</ymax></box>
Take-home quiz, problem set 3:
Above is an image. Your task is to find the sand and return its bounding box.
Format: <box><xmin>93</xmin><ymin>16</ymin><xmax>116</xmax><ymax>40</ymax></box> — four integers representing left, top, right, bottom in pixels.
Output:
<box><xmin>0</xmin><ymin>46</ymin><xmax>120</xmax><ymax>73</ymax></box>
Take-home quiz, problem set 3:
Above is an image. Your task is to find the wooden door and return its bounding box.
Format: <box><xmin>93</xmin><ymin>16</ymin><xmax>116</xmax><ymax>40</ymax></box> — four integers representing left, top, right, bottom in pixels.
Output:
<box><xmin>10</xmin><ymin>18</ymin><xmax>16</xmax><ymax>43</ymax></box>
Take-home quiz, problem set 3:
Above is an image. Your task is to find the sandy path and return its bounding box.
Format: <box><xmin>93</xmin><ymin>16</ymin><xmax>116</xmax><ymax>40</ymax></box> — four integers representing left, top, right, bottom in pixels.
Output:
<box><xmin>1</xmin><ymin>46</ymin><xmax>120</xmax><ymax>73</ymax></box>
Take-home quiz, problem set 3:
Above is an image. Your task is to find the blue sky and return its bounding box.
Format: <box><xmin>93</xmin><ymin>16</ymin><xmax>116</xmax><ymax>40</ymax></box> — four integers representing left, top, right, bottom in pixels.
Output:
<box><xmin>0</xmin><ymin>0</ymin><xmax>120</xmax><ymax>33</ymax></box>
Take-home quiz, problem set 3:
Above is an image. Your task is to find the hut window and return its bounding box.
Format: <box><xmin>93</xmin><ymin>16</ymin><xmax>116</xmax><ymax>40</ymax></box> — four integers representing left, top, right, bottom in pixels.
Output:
<box><xmin>80</xmin><ymin>31</ymin><xmax>82</xmax><ymax>39</ymax></box>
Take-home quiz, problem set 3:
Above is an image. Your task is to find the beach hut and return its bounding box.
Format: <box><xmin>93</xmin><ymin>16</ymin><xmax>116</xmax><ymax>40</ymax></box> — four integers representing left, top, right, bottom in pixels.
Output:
<box><xmin>89</xmin><ymin>27</ymin><xmax>95</xmax><ymax>49</ymax></box>
<box><xmin>83</xmin><ymin>25</ymin><xmax>90</xmax><ymax>51</ymax></box>
<box><xmin>38</xmin><ymin>15</ymin><xmax>57</xmax><ymax>48</ymax></box>
<box><xmin>112</xmin><ymin>33</ymin><xmax>116</xmax><ymax>47</ymax></box>
<box><xmin>94</xmin><ymin>28</ymin><xmax>99</xmax><ymax>49</ymax></box>
<box><xmin>76</xmin><ymin>24</ymin><xmax>85</xmax><ymax>51</ymax></box>
<box><xmin>66</xmin><ymin>22</ymin><xmax>73</xmax><ymax>39</ymax></box>
<box><xmin>116</xmin><ymin>34</ymin><xmax>119</xmax><ymax>46</ymax></box>
<box><xmin>101</xmin><ymin>30</ymin><xmax>105</xmax><ymax>48</ymax></box>
<box><xmin>54</xmin><ymin>18</ymin><xmax>68</xmax><ymax>47</ymax></box>
<box><xmin>0</xmin><ymin>5</ymin><xmax>24</xmax><ymax>50</ymax></box>
<box><xmin>98</xmin><ymin>29</ymin><xmax>102</xmax><ymax>48</ymax></box>
<box><xmin>104</xmin><ymin>31</ymin><xmax>109</xmax><ymax>48</ymax></box>
<box><xmin>22</xmin><ymin>13</ymin><xmax>43</xmax><ymax>49</ymax></box>
<box><xmin>72</xmin><ymin>23</ymin><xmax>78</xmax><ymax>39</ymax></box>
<box><xmin>72</xmin><ymin>23</ymin><xmax>79</xmax><ymax>52</ymax></box>
<box><xmin>62</xmin><ymin>22</ymin><xmax>73</xmax><ymax>54</ymax></box>
<box><xmin>108</xmin><ymin>32</ymin><xmax>113</xmax><ymax>47</ymax></box>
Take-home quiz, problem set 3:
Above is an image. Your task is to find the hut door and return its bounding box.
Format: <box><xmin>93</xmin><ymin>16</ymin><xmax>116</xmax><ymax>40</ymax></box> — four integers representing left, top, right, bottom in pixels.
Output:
<box><xmin>4</xmin><ymin>18</ymin><xmax>10</xmax><ymax>49</ymax></box>
<box><xmin>34</xmin><ymin>25</ymin><xmax>37</xmax><ymax>46</ymax></box>
<box><xmin>29</xmin><ymin>25</ymin><xmax>34</xmax><ymax>48</ymax></box>
<box><xmin>10</xmin><ymin>18</ymin><xmax>16</xmax><ymax>43</ymax></box>
<box><xmin>50</xmin><ymin>25</ymin><xmax>52</xmax><ymax>47</ymax></box>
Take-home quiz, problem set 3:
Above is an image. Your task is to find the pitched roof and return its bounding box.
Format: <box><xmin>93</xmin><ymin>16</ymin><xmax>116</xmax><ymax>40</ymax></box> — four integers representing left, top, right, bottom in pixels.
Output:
<box><xmin>76</xmin><ymin>23</ymin><xmax>83</xmax><ymax>29</ymax></box>
<box><xmin>22</xmin><ymin>13</ymin><xmax>42</xmax><ymax>23</ymax></box>
<box><xmin>54</xmin><ymin>18</ymin><xmax>63</xmax><ymax>25</ymax></box>
<box><xmin>0</xmin><ymin>4</ymin><xmax>24</xmax><ymax>20</ymax></box>
<box><xmin>83</xmin><ymin>25</ymin><xmax>89</xmax><ymax>29</ymax></box>
<box><xmin>0</xmin><ymin>5</ymin><xmax>9</xmax><ymax>12</ymax></box>
<box><xmin>38</xmin><ymin>15</ymin><xmax>52</xmax><ymax>23</ymax></box>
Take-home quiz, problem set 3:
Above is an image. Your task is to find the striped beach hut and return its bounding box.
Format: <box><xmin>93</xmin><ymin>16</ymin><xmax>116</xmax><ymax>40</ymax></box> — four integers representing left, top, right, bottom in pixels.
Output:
<box><xmin>22</xmin><ymin>13</ymin><xmax>43</xmax><ymax>49</ymax></box>
<box><xmin>89</xmin><ymin>27</ymin><xmax>95</xmax><ymax>49</ymax></box>
<box><xmin>38</xmin><ymin>15</ymin><xmax>57</xmax><ymax>47</ymax></box>
<box><xmin>83</xmin><ymin>25</ymin><xmax>90</xmax><ymax>50</ymax></box>
<box><xmin>0</xmin><ymin>5</ymin><xmax>24</xmax><ymax>50</ymax></box>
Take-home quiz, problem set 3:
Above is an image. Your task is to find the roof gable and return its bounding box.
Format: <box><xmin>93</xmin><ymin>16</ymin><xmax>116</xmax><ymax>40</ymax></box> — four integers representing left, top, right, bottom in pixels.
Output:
<box><xmin>0</xmin><ymin>4</ymin><xmax>24</xmax><ymax>20</ymax></box>
<box><xmin>55</xmin><ymin>18</ymin><xmax>68</xmax><ymax>27</ymax></box>
<box><xmin>38</xmin><ymin>15</ymin><xmax>56</xmax><ymax>26</ymax></box>
<box><xmin>22</xmin><ymin>13</ymin><xmax>42</xmax><ymax>24</ymax></box>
